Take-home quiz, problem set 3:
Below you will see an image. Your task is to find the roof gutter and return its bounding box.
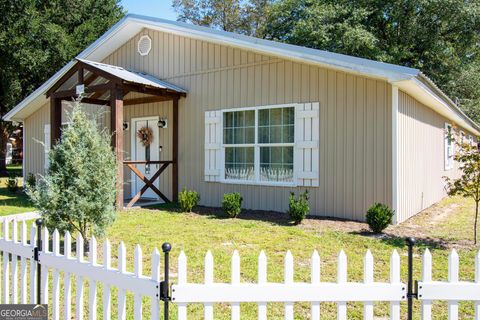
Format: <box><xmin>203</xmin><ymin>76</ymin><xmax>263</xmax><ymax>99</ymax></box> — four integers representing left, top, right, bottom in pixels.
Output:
<box><xmin>392</xmin><ymin>75</ymin><xmax>480</xmax><ymax>136</ymax></box>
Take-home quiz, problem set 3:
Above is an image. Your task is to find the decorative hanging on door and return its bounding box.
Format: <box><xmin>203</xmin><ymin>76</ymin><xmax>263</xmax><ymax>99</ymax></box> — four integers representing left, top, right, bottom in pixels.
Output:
<box><xmin>137</xmin><ymin>126</ymin><xmax>153</xmax><ymax>174</ymax></box>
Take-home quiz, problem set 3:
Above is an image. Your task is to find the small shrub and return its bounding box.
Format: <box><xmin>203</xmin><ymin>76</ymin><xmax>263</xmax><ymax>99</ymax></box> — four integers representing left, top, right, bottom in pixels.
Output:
<box><xmin>178</xmin><ymin>189</ymin><xmax>200</xmax><ymax>212</ymax></box>
<box><xmin>26</xmin><ymin>173</ymin><xmax>36</xmax><ymax>189</ymax></box>
<box><xmin>6</xmin><ymin>175</ymin><xmax>19</xmax><ymax>193</ymax></box>
<box><xmin>222</xmin><ymin>192</ymin><xmax>243</xmax><ymax>218</ymax></box>
<box><xmin>366</xmin><ymin>203</ymin><xmax>394</xmax><ymax>233</ymax></box>
<box><xmin>288</xmin><ymin>190</ymin><xmax>309</xmax><ymax>224</ymax></box>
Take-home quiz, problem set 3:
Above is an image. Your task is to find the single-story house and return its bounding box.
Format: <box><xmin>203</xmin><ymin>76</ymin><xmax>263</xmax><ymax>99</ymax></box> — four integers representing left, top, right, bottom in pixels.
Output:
<box><xmin>5</xmin><ymin>14</ymin><xmax>479</xmax><ymax>223</ymax></box>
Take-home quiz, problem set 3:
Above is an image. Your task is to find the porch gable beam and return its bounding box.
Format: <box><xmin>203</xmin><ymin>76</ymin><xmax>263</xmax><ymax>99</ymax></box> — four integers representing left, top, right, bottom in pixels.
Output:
<box><xmin>51</xmin><ymin>83</ymin><xmax>114</xmax><ymax>99</ymax></box>
<box><xmin>46</xmin><ymin>63</ymin><xmax>81</xmax><ymax>97</ymax></box>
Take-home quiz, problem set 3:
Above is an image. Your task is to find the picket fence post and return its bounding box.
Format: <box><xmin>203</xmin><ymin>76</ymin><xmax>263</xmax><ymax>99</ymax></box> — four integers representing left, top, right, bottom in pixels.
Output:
<box><xmin>204</xmin><ymin>251</ymin><xmax>214</xmax><ymax>320</ymax></box>
<box><xmin>284</xmin><ymin>251</ymin><xmax>294</xmax><ymax>320</ymax></box>
<box><xmin>89</xmin><ymin>235</ymin><xmax>97</xmax><ymax>320</ymax></box>
<box><xmin>118</xmin><ymin>242</ymin><xmax>127</xmax><ymax>320</ymax></box>
<box><xmin>151</xmin><ymin>247</ymin><xmax>160</xmax><ymax>320</ymax></box>
<box><xmin>231</xmin><ymin>250</ymin><xmax>240</xmax><ymax>320</ymax></box>
<box><xmin>103</xmin><ymin>239</ymin><xmax>112</xmax><ymax>320</ymax></box>
<box><xmin>3</xmin><ymin>221</ymin><xmax>10</xmax><ymax>304</ymax></box>
<box><xmin>390</xmin><ymin>250</ymin><xmax>400</xmax><ymax>320</ymax></box>
<box><xmin>64</xmin><ymin>231</ymin><xmax>72</xmax><ymax>319</ymax></box>
<box><xmin>76</xmin><ymin>233</ymin><xmax>84</xmax><ymax>320</ymax></box>
<box><xmin>20</xmin><ymin>221</ymin><xmax>28</xmax><ymax>304</ymax></box>
<box><xmin>177</xmin><ymin>251</ymin><xmax>187</xmax><ymax>320</ymax></box>
<box><xmin>29</xmin><ymin>224</ymin><xmax>36</xmax><ymax>304</ymax></box>
<box><xmin>133</xmin><ymin>245</ymin><xmax>142</xmax><ymax>319</ymax></box>
<box><xmin>337</xmin><ymin>250</ymin><xmax>347</xmax><ymax>320</ymax></box>
<box><xmin>258</xmin><ymin>250</ymin><xmax>267</xmax><ymax>320</ymax></box>
<box><xmin>11</xmin><ymin>219</ymin><xmax>18</xmax><ymax>304</ymax></box>
<box><xmin>311</xmin><ymin>250</ymin><xmax>320</xmax><ymax>320</ymax></box>
<box><xmin>421</xmin><ymin>249</ymin><xmax>432</xmax><ymax>320</ymax></box>
<box><xmin>364</xmin><ymin>250</ymin><xmax>374</xmax><ymax>320</ymax></box>
<box><xmin>448</xmin><ymin>249</ymin><xmax>459</xmax><ymax>320</ymax></box>
<box><xmin>52</xmin><ymin>229</ymin><xmax>60</xmax><ymax>320</ymax></box>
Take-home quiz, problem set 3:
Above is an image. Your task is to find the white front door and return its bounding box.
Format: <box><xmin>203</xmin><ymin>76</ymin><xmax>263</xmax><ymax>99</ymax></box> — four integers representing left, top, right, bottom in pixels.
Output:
<box><xmin>131</xmin><ymin>117</ymin><xmax>160</xmax><ymax>199</ymax></box>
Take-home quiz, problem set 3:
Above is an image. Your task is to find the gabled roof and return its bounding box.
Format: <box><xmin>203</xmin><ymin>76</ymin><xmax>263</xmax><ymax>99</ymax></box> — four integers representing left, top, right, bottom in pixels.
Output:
<box><xmin>76</xmin><ymin>59</ymin><xmax>187</xmax><ymax>93</ymax></box>
<box><xmin>4</xmin><ymin>14</ymin><xmax>479</xmax><ymax>134</ymax></box>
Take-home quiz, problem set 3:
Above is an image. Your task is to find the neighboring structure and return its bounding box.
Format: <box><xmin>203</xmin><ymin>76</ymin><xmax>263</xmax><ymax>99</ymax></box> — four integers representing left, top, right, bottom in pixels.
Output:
<box><xmin>4</xmin><ymin>14</ymin><xmax>479</xmax><ymax>223</ymax></box>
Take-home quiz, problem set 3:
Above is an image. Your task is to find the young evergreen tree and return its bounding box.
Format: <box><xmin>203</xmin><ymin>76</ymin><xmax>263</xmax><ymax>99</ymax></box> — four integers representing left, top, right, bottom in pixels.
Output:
<box><xmin>28</xmin><ymin>101</ymin><xmax>117</xmax><ymax>241</ymax></box>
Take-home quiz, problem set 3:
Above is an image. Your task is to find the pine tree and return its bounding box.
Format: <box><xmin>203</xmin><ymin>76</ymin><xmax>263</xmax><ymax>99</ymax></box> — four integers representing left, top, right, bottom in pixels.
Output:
<box><xmin>28</xmin><ymin>101</ymin><xmax>117</xmax><ymax>241</ymax></box>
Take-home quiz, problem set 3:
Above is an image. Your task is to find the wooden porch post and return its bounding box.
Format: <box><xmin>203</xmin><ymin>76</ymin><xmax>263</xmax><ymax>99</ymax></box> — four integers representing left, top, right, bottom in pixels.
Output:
<box><xmin>50</xmin><ymin>97</ymin><xmax>61</xmax><ymax>146</ymax></box>
<box><xmin>110</xmin><ymin>86</ymin><xmax>124</xmax><ymax>209</ymax></box>
<box><xmin>172</xmin><ymin>97</ymin><xmax>179</xmax><ymax>202</ymax></box>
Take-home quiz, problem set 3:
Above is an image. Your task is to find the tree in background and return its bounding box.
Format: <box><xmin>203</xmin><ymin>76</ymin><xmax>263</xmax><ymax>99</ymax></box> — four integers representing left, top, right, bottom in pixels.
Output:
<box><xmin>444</xmin><ymin>129</ymin><xmax>480</xmax><ymax>245</ymax></box>
<box><xmin>172</xmin><ymin>0</ymin><xmax>480</xmax><ymax>123</ymax></box>
<box><xmin>0</xmin><ymin>0</ymin><xmax>124</xmax><ymax>175</ymax></box>
<box><xmin>172</xmin><ymin>0</ymin><xmax>271</xmax><ymax>36</ymax></box>
<box><xmin>27</xmin><ymin>102</ymin><xmax>117</xmax><ymax>241</ymax></box>
<box><xmin>265</xmin><ymin>0</ymin><xmax>480</xmax><ymax>122</ymax></box>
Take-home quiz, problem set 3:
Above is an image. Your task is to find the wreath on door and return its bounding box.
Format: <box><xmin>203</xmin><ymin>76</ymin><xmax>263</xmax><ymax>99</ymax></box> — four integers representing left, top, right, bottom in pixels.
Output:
<box><xmin>137</xmin><ymin>126</ymin><xmax>153</xmax><ymax>147</ymax></box>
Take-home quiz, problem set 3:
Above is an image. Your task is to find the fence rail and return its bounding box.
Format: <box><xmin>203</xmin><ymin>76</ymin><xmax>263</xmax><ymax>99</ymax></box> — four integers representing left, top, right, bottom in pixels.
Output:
<box><xmin>0</xmin><ymin>218</ymin><xmax>479</xmax><ymax>319</ymax></box>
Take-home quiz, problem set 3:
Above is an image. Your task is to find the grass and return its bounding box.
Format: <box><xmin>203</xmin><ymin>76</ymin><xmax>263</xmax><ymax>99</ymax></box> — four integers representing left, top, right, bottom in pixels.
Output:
<box><xmin>0</xmin><ymin>165</ymin><xmax>36</xmax><ymax>216</ymax></box>
<box><xmin>3</xmin><ymin>173</ymin><xmax>478</xmax><ymax>318</ymax></box>
<box><xmin>98</xmin><ymin>197</ymin><xmax>479</xmax><ymax>319</ymax></box>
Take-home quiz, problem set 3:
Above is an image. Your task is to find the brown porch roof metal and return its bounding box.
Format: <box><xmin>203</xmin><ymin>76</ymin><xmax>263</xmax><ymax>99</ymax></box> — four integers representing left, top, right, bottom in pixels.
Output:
<box><xmin>76</xmin><ymin>58</ymin><xmax>187</xmax><ymax>94</ymax></box>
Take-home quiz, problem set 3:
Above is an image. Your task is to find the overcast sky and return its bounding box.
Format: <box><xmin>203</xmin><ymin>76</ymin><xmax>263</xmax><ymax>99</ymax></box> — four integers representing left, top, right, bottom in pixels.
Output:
<box><xmin>120</xmin><ymin>0</ymin><xmax>178</xmax><ymax>20</ymax></box>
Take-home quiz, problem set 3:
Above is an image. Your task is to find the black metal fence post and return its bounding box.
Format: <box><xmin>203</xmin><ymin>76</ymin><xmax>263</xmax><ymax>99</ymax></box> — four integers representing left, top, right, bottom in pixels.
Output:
<box><xmin>406</xmin><ymin>237</ymin><xmax>416</xmax><ymax>320</ymax></box>
<box><xmin>35</xmin><ymin>218</ymin><xmax>43</xmax><ymax>305</ymax></box>
<box><xmin>161</xmin><ymin>242</ymin><xmax>171</xmax><ymax>320</ymax></box>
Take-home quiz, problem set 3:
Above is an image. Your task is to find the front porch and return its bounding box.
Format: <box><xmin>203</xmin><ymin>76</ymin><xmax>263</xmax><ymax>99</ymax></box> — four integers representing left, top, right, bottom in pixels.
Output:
<box><xmin>45</xmin><ymin>59</ymin><xmax>186</xmax><ymax>208</ymax></box>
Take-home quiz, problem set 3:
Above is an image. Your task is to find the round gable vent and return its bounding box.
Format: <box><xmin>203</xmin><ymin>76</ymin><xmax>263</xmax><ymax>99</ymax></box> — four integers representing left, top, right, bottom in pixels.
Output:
<box><xmin>137</xmin><ymin>35</ymin><xmax>152</xmax><ymax>56</ymax></box>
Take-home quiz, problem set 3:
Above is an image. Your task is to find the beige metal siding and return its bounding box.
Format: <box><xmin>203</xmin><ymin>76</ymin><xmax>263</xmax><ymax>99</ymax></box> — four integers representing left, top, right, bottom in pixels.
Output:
<box><xmin>24</xmin><ymin>103</ymin><xmax>50</xmax><ymax>177</ymax></box>
<box><xmin>397</xmin><ymin>91</ymin><xmax>468</xmax><ymax>222</ymax></box>
<box><xmin>23</xmin><ymin>28</ymin><xmax>393</xmax><ymax>220</ymax></box>
<box><xmin>102</xmin><ymin>29</ymin><xmax>392</xmax><ymax>220</ymax></box>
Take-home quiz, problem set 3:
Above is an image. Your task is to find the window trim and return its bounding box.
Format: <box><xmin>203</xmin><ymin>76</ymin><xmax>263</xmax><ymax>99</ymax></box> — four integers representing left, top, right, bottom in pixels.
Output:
<box><xmin>444</xmin><ymin>123</ymin><xmax>454</xmax><ymax>170</ymax></box>
<box><xmin>220</xmin><ymin>104</ymin><xmax>298</xmax><ymax>187</ymax></box>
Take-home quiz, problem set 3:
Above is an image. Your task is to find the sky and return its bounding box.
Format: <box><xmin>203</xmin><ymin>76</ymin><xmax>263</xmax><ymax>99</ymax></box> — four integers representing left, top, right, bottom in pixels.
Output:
<box><xmin>120</xmin><ymin>0</ymin><xmax>178</xmax><ymax>20</ymax></box>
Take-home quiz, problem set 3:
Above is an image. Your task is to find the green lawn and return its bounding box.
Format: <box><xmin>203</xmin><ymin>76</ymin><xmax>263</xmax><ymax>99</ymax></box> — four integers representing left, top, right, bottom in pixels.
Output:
<box><xmin>2</xmin><ymin>174</ymin><xmax>478</xmax><ymax>319</ymax></box>
<box><xmin>0</xmin><ymin>165</ymin><xmax>36</xmax><ymax>216</ymax></box>
<box><xmin>98</xmin><ymin>197</ymin><xmax>479</xmax><ymax>319</ymax></box>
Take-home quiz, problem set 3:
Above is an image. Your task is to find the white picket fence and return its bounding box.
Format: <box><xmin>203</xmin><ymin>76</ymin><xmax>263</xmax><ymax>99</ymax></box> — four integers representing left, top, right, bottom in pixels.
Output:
<box><xmin>0</xmin><ymin>218</ymin><xmax>162</xmax><ymax>320</ymax></box>
<box><xmin>172</xmin><ymin>249</ymin><xmax>480</xmax><ymax>320</ymax></box>
<box><xmin>0</xmin><ymin>217</ymin><xmax>480</xmax><ymax>319</ymax></box>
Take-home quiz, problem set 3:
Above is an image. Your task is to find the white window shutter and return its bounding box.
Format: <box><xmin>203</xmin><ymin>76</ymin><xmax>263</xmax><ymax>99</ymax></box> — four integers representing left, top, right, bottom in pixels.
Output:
<box><xmin>44</xmin><ymin>124</ymin><xmax>51</xmax><ymax>171</ymax></box>
<box><xmin>204</xmin><ymin>111</ymin><xmax>222</xmax><ymax>181</ymax></box>
<box><xmin>295</xmin><ymin>103</ymin><xmax>320</xmax><ymax>186</ymax></box>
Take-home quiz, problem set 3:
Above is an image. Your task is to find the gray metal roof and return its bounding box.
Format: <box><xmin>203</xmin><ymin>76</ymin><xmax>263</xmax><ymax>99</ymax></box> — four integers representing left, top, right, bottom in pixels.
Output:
<box><xmin>77</xmin><ymin>58</ymin><xmax>187</xmax><ymax>93</ymax></box>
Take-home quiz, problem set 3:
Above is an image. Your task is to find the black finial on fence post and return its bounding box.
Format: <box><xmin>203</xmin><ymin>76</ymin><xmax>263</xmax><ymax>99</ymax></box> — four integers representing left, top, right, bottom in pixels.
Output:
<box><xmin>406</xmin><ymin>237</ymin><xmax>416</xmax><ymax>320</ymax></box>
<box><xmin>35</xmin><ymin>218</ymin><xmax>43</xmax><ymax>305</ymax></box>
<box><xmin>161</xmin><ymin>242</ymin><xmax>172</xmax><ymax>320</ymax></box>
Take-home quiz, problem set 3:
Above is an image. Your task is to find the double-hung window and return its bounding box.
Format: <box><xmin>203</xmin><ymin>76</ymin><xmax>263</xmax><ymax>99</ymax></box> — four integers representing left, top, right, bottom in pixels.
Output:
<box><xmin>223</xmin><ymin>106</ymin><xmax>295</xmax><ymax>184</ymax></box>
<box><xmin>444</xmin><ymin>123</ymin><xmax>454</xmax><ymax>170</ymax></box>
<box><xmin>205</xmin><ymin>102</ymin><xmax>319</xmax><ymax>186</ymax></box>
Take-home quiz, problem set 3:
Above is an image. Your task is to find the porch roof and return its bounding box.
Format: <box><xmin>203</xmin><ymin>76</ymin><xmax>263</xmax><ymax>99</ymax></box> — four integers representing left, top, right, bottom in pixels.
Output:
<box><xmin>76</xmin><ymin>59</ymin><xmax>187</xmax><ymax>94</ymax></box>
<box><xmin>45</xmin><ymin>58</ymin><xmax>186</xmax><ymax>102</ymax></box>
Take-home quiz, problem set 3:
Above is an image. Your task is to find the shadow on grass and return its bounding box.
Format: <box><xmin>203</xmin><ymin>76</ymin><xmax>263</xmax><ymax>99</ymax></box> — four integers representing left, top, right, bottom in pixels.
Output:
<box><xmin>0</xmin><ymin>186</ymin><xmax>33</xmax><ymax>210</ymax></box>
<box><xmin>349</xmin><ymin>230</ymin><xmax>449</xmax><ymax>250</ymax></box>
